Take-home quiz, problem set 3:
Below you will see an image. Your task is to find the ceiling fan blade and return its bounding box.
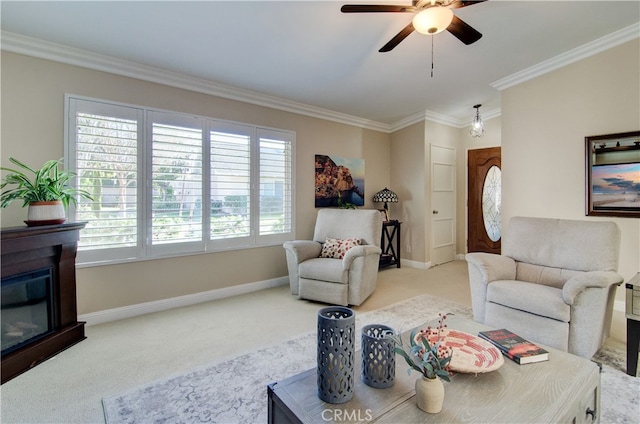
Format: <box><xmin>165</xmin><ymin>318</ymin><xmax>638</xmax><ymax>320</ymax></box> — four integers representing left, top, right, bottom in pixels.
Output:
<box><xmin>379</xmin><ymin>22</ymin><xmax>415</xmax><ymax>52</ymax></box>
<box><xmin>341</xmin><ymin>4</ymin><xmax>416</xmax><ymax>13</ymax></box>
<box><xmin>449</xmin><ymin>0</ymin><xmax>487</xmax><ymax>9</ymax></box>
<box><xmin>447</xmin><ymin>15</ymin><xmax>482</xmax><ymax>45</ymax></box>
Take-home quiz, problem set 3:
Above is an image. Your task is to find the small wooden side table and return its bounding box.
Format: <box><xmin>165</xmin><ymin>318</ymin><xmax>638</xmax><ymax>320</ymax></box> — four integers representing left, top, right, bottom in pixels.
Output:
<box><xmin>379</xmin><ymin>221</ymin><xmax>401</xmax><ymax>269</ymax></box>
<box><xmin>626</xmin><ymin>273</ymin><xmax>640</xmax><ymax>376</ymax></box>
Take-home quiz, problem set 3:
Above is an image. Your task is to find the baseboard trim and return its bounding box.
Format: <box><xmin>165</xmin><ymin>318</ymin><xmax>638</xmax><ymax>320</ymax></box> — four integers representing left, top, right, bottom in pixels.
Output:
<box><xmin>79</xmin><ymin>277</ymin><xmax>289</xmax><ymax>326</ymax></box>
<box><xmin>401</xmin><ymin>259</ymin><xmax>432</xmax><ymax>270</ymax></box>
<box><xmin>80</xmin><ymin>267</ymin><xmax>622</xmax><ymax>326</ymax></box>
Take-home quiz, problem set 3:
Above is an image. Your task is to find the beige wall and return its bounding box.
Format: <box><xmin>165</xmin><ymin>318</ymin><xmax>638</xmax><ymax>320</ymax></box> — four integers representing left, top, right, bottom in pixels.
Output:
<box><xmin>501</xmin><ymin>39</ymin><xmax>640</xmax><ymax>341</ymax></box>
<box><xmin>390</xmin><ymin>121</ymin><xmax>426</xmax><ymax>264</ymax></box>
<box><xmin>0</xmin><ymin>51</ymin><xmax>392</xmax><ymax>314</ymax></box>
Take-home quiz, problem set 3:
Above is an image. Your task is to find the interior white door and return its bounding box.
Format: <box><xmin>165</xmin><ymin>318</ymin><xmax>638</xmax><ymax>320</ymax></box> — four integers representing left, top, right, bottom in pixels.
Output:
<box><xmin>430</xmin><ymin>144</ymin><xmax>456</xmax><ymax>266</ymax></box>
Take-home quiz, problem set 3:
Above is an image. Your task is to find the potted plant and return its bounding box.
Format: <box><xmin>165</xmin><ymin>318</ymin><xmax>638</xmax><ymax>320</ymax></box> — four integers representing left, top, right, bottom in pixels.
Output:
<box><xmin>392</xmin><ymin>314</ymin><xmax>453</xmax><ymax>414</ymax></box>
<box><xmin>336</xmin><ymin>191</ymin><xmax>357</xmax><ymax>209</ymax></box>
<box><xmin>0</xmin><ymin>157</ymin><xmax>92</xmax><ymax>226</ymax></box>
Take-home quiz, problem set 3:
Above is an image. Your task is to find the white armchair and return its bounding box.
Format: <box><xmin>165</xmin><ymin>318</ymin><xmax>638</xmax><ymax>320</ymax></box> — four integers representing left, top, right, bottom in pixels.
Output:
<box><xmin>466</xmin><ymin>216</ymin><xmax>624</xmax><ymax>359</ymax></box>
<box><xmin>283</xmin><ymin>209</ymin><xmax>383</xmax><ymax>306</ymax></box>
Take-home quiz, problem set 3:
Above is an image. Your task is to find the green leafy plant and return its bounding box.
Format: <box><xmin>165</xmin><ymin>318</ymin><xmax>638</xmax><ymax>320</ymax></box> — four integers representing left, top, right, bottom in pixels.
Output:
<box><xmin>392</xmin><ymin>314</ymin><xmax>453</xmax><ymax>382</ymax></box>
<box><xmin>337</xmin><ymin>191</ymin><xmax>357</xmax><ymax>209</ymax></box>
<box><xmin>0</xmin><ymin>157</ymin><xmax>93</xmax><ymax>208</ymax></box>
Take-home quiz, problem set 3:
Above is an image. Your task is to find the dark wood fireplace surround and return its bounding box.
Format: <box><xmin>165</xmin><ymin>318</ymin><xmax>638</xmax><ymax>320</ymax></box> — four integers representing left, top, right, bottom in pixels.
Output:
<box><xmin>1</xmin><ymin>222</ymin><xmax>86</xmax><ymax>384</ymax></box>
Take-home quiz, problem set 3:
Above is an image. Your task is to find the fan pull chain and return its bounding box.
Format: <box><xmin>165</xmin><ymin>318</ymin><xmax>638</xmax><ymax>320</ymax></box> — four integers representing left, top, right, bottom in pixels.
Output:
<box><xmin>430</xmin><ymin>35</ymin><xmax>434</xmax><ymax>78</ymax></box>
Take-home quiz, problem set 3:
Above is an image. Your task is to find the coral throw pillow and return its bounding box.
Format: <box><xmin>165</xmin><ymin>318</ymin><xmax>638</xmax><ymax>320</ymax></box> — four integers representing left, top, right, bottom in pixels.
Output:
<box><xmin>320</xmin><ymin>238</ymin><xmax>361</xmax><ymax>259</ymax></box>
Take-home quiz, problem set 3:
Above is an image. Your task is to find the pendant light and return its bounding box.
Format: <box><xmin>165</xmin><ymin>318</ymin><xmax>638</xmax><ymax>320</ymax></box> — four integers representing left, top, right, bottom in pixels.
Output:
<box><xmin>470</xmin><ymin>104</ymin><xmax>485</xmax><ymax>138</ymax></box>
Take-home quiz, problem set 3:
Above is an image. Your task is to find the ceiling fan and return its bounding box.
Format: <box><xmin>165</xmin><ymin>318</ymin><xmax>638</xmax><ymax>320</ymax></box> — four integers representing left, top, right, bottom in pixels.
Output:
<box><xmin>341</xmin><ymin>0</ymin><xmax>486</xmax><ymax>52</ymax></box>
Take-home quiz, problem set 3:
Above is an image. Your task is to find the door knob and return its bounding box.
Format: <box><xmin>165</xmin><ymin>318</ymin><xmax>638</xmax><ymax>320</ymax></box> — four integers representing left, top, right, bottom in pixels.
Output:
<box><xmin>433</xmin><ymin>210</ymin><xmax>438</xmax><ymax>214</ymax></box>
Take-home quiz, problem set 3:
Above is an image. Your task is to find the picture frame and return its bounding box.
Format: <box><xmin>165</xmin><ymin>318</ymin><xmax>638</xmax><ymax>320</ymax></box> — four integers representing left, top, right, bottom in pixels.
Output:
<box><xmin>585</xmin><ymin>131</ymin><xmax>640</xmax><ymax>218</ymax></box>
<box><xmin>315</xmin><ymin>154</ymin><xmax>365</xmax><ymax>208</ymax></box>
<box><xmin>378</xmin><ymin>209</ymin><xmax>389</xmax><ymax>222</ymax></box>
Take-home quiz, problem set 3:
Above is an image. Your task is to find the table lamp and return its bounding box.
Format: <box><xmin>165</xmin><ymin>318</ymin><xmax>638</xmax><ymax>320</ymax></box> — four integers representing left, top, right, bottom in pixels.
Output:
<box><xmin>372</xmin><ymin>187</ymin><xmax>398</xmax><ymax>221</ymax></box>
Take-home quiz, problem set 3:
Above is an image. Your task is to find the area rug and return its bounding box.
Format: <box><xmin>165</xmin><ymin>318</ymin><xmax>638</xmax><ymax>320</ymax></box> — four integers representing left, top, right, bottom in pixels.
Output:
<box><xmin>102</xmin><ymin>294</ymin><xmax>639</xmax><ymax>423</ymax></box>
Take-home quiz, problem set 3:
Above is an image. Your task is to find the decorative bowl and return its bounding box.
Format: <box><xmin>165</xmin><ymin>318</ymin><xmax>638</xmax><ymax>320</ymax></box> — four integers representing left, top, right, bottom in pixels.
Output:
<box><xmin>414</xmin><ymin>327</ymin><xmax>504</xmax><ymax>374</ymax></box>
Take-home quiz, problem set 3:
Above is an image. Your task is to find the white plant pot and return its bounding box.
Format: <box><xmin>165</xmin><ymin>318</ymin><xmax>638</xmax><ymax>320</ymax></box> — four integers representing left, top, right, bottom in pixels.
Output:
<box><xmin>415</xmin><ymin>376</ymin><xmax>445</xmax><ymax>414</ymax></box>
<box><xmin>26</xmin><ymin>201</ymin><xmax>66</xmax><ymax>226</ymax></box>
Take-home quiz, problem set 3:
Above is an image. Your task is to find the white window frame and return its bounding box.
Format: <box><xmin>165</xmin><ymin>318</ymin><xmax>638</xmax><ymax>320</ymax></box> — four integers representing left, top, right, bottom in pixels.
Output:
<box><xmin>257</xmin><ymin>127</ymin><xmax>295</xmax><ymax>246</ymax></box>
<box><xmin>65</xmin><ymin>94</ymin><xmax>295</xmax><ymax>266</ymax></box>
<box><xmin>147</xmin><ymin>110</ymin><xmax>206</xmax><ymax>258</ymax></box>
<box><xmin>65</xmin><ymin>97</ymin><xmax>145</xmax><ymax>264</ymax></box>
<box><xmin>208</xmin><ymin>120</ymin><xmax>255</xmax><ymax>251</ymax></box>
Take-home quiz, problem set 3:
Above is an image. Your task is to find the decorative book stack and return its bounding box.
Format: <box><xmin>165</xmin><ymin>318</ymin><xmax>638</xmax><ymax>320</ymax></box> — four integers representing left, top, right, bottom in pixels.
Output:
<box><xmin>478</xmin><ymin>329</ymin><xmax>549</xmax><ymax>365</ymax></box>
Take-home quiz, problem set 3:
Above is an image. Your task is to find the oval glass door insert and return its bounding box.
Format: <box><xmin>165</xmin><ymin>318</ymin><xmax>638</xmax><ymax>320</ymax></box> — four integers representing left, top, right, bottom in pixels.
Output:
<box><xmin>482</xmin><ymin>165</ymin><xmax>502</xmax><ymax>242</ymax></box>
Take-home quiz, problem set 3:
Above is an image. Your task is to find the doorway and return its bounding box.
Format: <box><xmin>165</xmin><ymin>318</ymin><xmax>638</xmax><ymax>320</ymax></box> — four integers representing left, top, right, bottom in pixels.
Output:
<box><xmin>467</xmin><ymin>147</ymin><xmax>501</xmax><ymax>254</ymax></box>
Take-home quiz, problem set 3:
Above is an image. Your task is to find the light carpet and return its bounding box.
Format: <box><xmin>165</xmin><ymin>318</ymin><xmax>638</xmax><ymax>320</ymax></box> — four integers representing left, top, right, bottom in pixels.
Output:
<box><xmin>102</xmin><ymin>294</ymin><xmax>638</xmax><ymax>423</ymax></box>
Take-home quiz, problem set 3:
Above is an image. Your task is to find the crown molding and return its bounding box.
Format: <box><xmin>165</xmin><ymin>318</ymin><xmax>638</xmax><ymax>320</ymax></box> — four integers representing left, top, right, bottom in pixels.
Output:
<box><xmin>0</xmin><ymin>30</ymin><xmax>497</xmax><ymax>133</ymax></box>
<box><xmin>389</xmin><ymin>111</ymin><xmax>429</xmax><ymax>132</ymax></box>
<box><xmin>3</xmin><ymin>21</ymin><xmax>632</xmax><ymax>134</ymax></box>
<box><xmin>1</xmin><ymin>31</ymin><xmax>392</xmax><ymax>133</ymax></box>
<box><xmin>491</xmin><ymin>22</ymin><xmax>640</xmax><ymax>91</ymax></box>
<box><xmin>390</xmin><ymin>107</ymin><xmax>502</xmax><ymax>132</ymax></box>
<box><xmin>425</xmin><ymin>110</ymin><xmax>464</xmax><ymax>128</ymax></box>
<box><xmin>387</xmin><ymin>109</ymin><xmax>463</xmax><ymax>132</ymax></box>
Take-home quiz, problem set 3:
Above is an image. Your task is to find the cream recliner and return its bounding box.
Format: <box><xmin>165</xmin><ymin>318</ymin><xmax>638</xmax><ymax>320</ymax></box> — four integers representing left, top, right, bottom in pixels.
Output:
<box><xmin>466</xmin><ymin>216</ymin><xmax>624</xmax><ymax>359</ymax></box>
<box><xmin>283</xmin><ymin>209</ymin><xmax>382</xmax><ymax>306</ymax></box>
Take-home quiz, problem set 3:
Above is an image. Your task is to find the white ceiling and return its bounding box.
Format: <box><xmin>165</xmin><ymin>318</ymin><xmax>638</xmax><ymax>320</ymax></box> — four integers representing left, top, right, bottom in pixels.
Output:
<box><xmin>1</xmin><ymin>1</ymin><xmax>639</xmax><ymax>128</ymax></box>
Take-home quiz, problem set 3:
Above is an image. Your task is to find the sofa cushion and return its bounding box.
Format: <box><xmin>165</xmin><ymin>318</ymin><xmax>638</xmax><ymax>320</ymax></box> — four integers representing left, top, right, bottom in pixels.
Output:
<box><xmin>320</xmin><ymin>237</ymin><xmax>361</xmax><ymax>259</ymax></box>
<box><xmin>299</xmin><ymin>257</ymin><xmax>347</xmax><ymax>284</ymax></box>
<box><xmin>487</xmin><ymin>280</ymin><xmax>570</xmax><ymax>322</ymax></box>
<box><xmin>515</xmin><ymin>263</ymin><xmax>583</xmax><ymax>289</ymax></box>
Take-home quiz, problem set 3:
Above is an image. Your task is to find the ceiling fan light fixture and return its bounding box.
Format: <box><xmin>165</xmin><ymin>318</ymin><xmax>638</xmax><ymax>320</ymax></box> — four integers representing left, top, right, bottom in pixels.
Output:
<box><xmin>412</xmin><ymin>6</ymin><xmax>454</xmax><ymax>35</ymax></box>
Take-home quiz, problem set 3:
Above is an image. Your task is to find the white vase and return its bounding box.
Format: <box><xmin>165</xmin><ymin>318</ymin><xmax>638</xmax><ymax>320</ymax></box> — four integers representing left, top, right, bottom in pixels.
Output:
<box><xmin>26</xmin><ymin>201</ymin><xmax>66</xmax><ymax>225</ymax></box>
<box><xmin>415</xmin><ymin>376</ymin><xmax>445</xmax><ymax>414</ymax></box>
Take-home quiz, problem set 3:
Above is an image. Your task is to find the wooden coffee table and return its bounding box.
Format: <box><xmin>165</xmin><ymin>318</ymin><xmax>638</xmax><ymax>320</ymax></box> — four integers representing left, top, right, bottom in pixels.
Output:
<box><xmin>267</xmin><ymin>315</ymin><xmax>601</xmax><ymax>423</ymax></box>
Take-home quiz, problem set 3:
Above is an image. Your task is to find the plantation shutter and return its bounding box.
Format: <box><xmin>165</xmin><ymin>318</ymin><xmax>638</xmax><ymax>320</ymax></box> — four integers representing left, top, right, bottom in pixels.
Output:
<box><xmin>66</xmin><ymin>96</ymin><xmax>295</xmax><ymax>265</ymax></box>
<box><xmin>257</xmin><ymin>128</ymin><xmax>294</xmax><ymax>243</ymax></box>
<box><xmin>149</xmin><ymin>112</ymin><xmax>204</xmax><ymax>254</ymax></box>
<box><xmin>68</xmin><ymin>99</ymin><xmax>143</xmax><ymax>263</ymax></box>
<box><xmin>209</xmin><ymin>122</ymin><xmax>252</xmax><ymax>248</ymax></box>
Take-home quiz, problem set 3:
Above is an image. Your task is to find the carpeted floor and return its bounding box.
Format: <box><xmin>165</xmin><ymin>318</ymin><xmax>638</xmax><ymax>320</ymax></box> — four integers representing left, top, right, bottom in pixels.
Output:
<box><xmin>1</xmin><ymin>262</ymin><xmax>475</xmax><ymax>423</ymax></box>
<box><xmin>102</xmin><ymin>294</ymin><xmax>639</xmax><ymax>424</ymax></box>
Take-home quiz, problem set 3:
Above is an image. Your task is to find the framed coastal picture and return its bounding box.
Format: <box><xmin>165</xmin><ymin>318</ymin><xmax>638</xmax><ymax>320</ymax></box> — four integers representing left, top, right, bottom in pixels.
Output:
<box><xmin>585</xmin><ymin>131</ymin><xmax>640</xmax><ymax>218</ymax></box>
<box><xmin>315</xmin><ymin>155</ymin><xmax>365</xmax><ymax>208</ymax></box>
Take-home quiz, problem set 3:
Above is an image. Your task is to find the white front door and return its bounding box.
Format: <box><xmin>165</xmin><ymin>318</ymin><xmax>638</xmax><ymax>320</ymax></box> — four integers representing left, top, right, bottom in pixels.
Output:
<box><xmin>430</xmin><ymin>144</ymin><xmax>456</xmax><ymax>266</ymax></box>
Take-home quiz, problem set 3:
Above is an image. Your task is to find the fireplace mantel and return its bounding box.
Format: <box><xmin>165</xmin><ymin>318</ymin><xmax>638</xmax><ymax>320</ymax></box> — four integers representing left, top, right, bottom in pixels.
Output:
<box><xmin>1</xmin><ymin>222</ymin><xmax>86</xmax><ymax>384</ymax></box>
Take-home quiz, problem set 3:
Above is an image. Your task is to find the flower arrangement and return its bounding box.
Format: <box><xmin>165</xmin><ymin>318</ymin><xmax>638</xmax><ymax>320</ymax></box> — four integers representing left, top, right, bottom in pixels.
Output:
<box><xmin>392</xmin><ymin>313</ymin><xmax>453</xmax><ymax>382</ymax></box>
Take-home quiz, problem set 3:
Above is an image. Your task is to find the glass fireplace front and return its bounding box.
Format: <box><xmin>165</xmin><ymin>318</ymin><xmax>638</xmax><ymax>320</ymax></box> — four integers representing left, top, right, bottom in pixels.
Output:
<box><xmin>1</xmin><ymin>268</ymin><xmax>54</xmax><ymax>356</ymax></box>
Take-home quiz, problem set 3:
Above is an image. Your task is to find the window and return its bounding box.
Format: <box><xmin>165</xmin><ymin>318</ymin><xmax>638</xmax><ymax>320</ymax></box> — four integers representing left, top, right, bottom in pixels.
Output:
<box><xmin>149</xmin><ymin>112</ymin><xmax>204</xmax><ymax>257</ymax></box>
<box><xmin>209</xmin><ymin>122</ymin><xmax>252</xmax><ymax>248</ymax></box>
<box><xmin>66</xmin><ymin>96</ymin><xmax>294</xmax><ymax>265</ymax></box>
<box><xmin>259</xmin><ymin>129</ymin><xmax>293</xmax><ymax>241</ymax></box>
